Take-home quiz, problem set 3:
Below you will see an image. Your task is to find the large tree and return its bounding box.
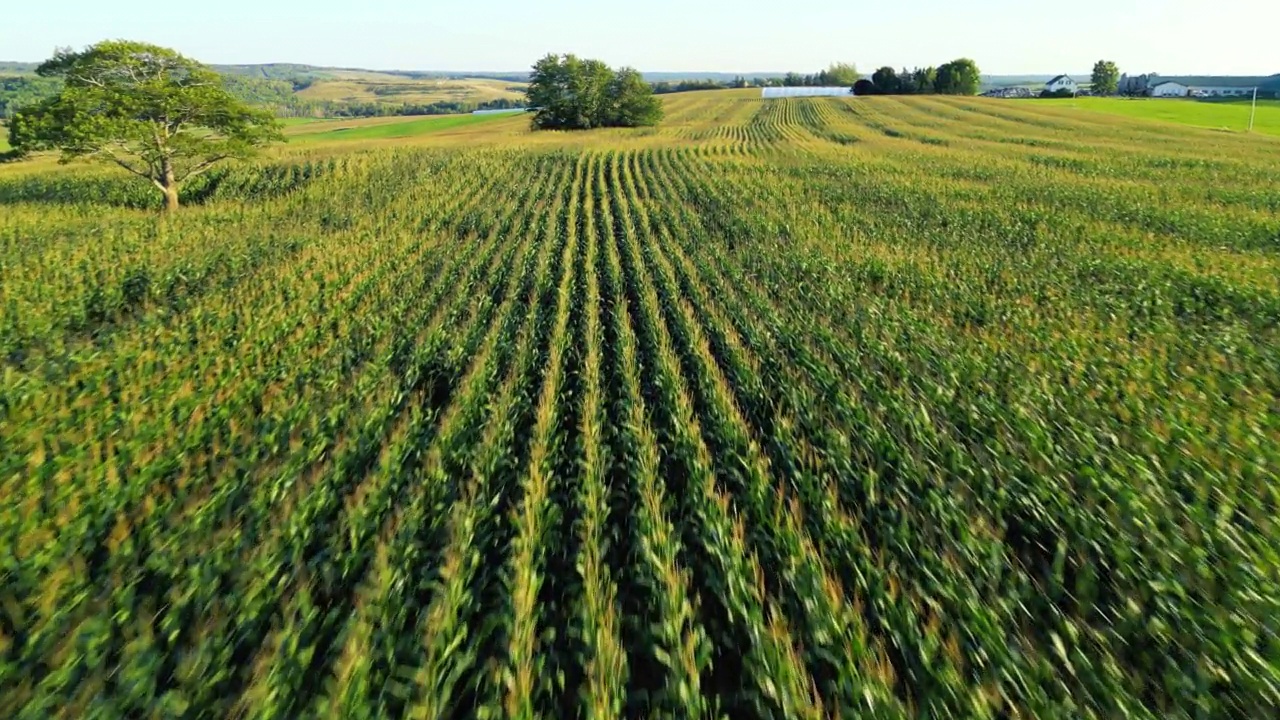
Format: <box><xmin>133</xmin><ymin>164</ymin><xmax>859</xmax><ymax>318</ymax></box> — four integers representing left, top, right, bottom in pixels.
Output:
<box><xmin>8</xmin><ymin>40</ymin><xmax>281</xmax><ymax>211</ymax></box>
<box><xmin>526</xmin><ymin>53</ymin><xmax>578</xmax><ymax>130</ymax></box>
<box><xmin>527</xmin><ymin>54</ymin><xmax>662</xmax><ymax>131</ymax></box>
<box><xmin>934</xmin><ymin>58</ymin><xmax>982</xmax><ymax>95</ymax></box>
<box><xmin>871</xmin><ymin>67</ymin><xmax>901</xmax><ymax>94</ymax></box>
<box><xmin>608</xmin><ymin>68</ymin><xmax>664</xmax><ymax>127</ymax></box>
<box><xmin>1091</xmin><ymin>60</ymin><xmax>1121</xmax><ymax>95</ymax></box>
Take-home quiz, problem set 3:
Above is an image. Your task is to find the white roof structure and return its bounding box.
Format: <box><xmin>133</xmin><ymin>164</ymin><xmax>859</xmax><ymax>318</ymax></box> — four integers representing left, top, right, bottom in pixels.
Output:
<box><xmin>761</xmin><ymin>86</ymin><xmax>853</xmax><ymax>99</ymax></box>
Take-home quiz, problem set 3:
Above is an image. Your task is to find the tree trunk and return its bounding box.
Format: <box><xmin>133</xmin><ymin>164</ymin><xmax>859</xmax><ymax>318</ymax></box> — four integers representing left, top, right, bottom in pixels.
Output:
<box><xmin>160</xmin><ymin>159</ymin><xmax>179</xmax><ymax>212</ymax></box>
<box><xmin>162</xmin><ymin>184</ymin><xmax>180</xmax><ymax>212</ymax></box>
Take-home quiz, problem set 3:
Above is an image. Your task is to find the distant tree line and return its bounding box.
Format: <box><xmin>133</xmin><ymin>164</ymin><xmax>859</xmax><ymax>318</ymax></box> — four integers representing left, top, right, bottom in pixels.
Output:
<box><xmin>527</xmin><ymin>54</ymin><xmax>662</xmax><ymax>130</ymax></box>
<box><xmin>725</xmin><ymin>63</ymin><xmax>859</xmax><ymax>88</ymax></box>
<box><xmin>778</xmin><ymin>63</ymin><xmax>861</xmax><ymax>87</ymax></box>
<box><xmin>651</xmin><ymin>79</ymin><xmax>729</xmax><ymax>94</ymax></box>
<box><xmin>648</xmin><ymin>64</ymin><xmax>860</xmax><ymax>95</ymax></box>
<box><xmin>319</xmin><ymin>97</ymin><xmax>524</xmax><ymax>118</ymax></box>
<box><xmin>859</xmin><ymin>59</ymin><xmax>981</xmax><ymax>96</ymax></box>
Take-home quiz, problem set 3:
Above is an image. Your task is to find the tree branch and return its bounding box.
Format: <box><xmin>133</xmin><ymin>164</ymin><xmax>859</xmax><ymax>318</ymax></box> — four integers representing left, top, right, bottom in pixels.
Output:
<box><xmin>176</xmin><ymin>155</ymin><xmax>230</xmax><ymax>182</ymax></box>
<box><xmin>95</xmin><ymin>146</ymin><xmax>153</xmax><ymax>181</ymax></box>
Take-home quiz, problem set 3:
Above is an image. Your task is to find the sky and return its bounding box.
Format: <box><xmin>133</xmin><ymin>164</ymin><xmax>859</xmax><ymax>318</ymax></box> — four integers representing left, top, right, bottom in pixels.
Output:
<box><xmin>3</xmin><ymin>0</ymin><xmax>1278</xmax><ymax>76</ymax></box>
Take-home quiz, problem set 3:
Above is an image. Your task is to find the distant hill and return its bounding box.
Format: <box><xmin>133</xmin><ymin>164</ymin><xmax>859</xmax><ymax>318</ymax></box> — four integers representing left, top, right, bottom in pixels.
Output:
<box><xmin>4</xmin><ymin>57</ymin><xmax>1276</xmax><ymax>98</ymax></box>
<box><xmin>213</xmin><ymin>63</ymin><xmax>529</xmax><ymax>83</ymax></box>
<box><xmin>213</xmin><ymin>63</ymin><xmax>344</xmax><ymax>81</ymax></box>
<box><xmin>0</xmin><ymin>62</ymin><xmax>38</xmax><ymax>75</ymax></box>
<box><xmin>0</xmin><ymin>60</ymin><xmax>531</xmax><ymax>119</ymax></box>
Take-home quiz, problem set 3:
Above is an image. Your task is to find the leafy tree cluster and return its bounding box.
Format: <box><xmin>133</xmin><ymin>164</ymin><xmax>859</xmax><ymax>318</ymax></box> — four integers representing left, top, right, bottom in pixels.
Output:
<box><xmin>527</xmin><ymin>54</ymin><xmax>662</xmax><ymax>130</ymax></box>
<box><xmin>0</xmin><ymin>76</ymin><xmax>63</xmax><ymax>118</ymax></box>
<box><xmin>864</xmin><ymin>59</ymin><xmax>979</xmax><ymax>95</ymax></box>
<box><xmin>9</xmin><ymin>41</ymin><xmax>281</xmax><ymax>210</ymax></box>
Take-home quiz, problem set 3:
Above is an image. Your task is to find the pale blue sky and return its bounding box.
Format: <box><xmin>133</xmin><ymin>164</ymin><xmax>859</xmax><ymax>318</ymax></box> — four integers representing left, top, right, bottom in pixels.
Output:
<box><xmin>3</xmin><ymin>0</ymin><xmax>1277</xmax><ymax>75</ymax></box>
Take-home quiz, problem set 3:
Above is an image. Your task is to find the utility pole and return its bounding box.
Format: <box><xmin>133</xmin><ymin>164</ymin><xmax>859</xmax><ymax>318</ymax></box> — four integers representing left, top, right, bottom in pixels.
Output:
<box><xmin>1249</xmin><ymin>86</ymin><xmax>1258</xmax><ymax>133</ymax></box>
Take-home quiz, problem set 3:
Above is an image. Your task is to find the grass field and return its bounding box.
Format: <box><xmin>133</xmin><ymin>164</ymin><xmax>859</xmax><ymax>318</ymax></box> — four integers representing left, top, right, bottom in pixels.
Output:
<box><xmin>1</xmin><ymin>91</ymin><xmax>1278</xmax><ymax>718</ymax></box>
<box><xmin>278</xmin><ymin>117</ymin><xmax>327</xmax><ymax>126</ymax></box>
<box><xmin>282</xmin><ymin>112</ymin><xmax>520</xmax><ymax>143</ymax></box>
<box><xmin>1063</xmin><ymin>96</ymin><xmax>1280</xmax><ymax>136</ymax></box>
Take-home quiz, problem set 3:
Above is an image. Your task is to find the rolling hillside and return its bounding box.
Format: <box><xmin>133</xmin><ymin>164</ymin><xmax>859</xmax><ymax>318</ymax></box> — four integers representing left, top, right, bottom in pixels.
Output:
<box><xmin>0</xmin><ymin>60</ymin><xmax>528</xmax><ymax>119</ymax></box>
<box><xmin>295</xmin><ymin>75</ymin><xmax>526</xmax><ymax>105</ymax></box>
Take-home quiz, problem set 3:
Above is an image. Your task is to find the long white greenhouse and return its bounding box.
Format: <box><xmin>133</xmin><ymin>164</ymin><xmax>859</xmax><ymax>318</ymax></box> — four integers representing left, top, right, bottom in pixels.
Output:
<box><xmin>761</xmin><ymin>86</ymin><xmax>854</xmax><ymax>99</ymax></box>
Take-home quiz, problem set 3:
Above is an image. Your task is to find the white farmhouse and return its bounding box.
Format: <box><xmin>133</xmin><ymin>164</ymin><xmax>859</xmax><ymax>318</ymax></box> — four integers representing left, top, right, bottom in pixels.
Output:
<box><xmin>1044</xmin><ymin>75</ymin><xmax>1078</xmax><ymax>94</ymax></box>
<box><xmin>1150</xmin><ymin>81</ymin><xmax>1189</xmax><ymax>98</ymax></box>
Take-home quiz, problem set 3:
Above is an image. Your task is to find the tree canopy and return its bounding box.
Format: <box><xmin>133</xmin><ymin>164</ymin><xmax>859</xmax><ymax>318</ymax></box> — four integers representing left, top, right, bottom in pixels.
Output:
<box><xmin>526</xmin><ymin>54</ymin><xmax>662</xmax><ymax>131</ymax></box>
<box><xmin>818</xmin><ymin>63</ymin><xmax>860</xmax><ymax>87</ymax></box>
<box><xmin>849</xmin><ymin>64</ymin><xmax>972</xmax><ymax>96</ymax></box>
<box><xmin>871</xmin><ymin>67</ymin><xmax>901</xmax><ymax>95</ymax></box>
<box><xmin>8</xmin><ymin>40</ymin><xmax>281</xmax><ymax>210</ymax></box>
<box><xmin>1091</xmin><ymin>60</ymin><xmax>1120</xmax><ymax>96</ymax></box>
<box><xmin>934</xmin><ymin>58</ymin><xmax>982</xmax><ymax>95</ymax></box>
<box><xmin>912</xmin><ymin>67</ymin><xmax>938</xmax><ymax>93</ymax></box>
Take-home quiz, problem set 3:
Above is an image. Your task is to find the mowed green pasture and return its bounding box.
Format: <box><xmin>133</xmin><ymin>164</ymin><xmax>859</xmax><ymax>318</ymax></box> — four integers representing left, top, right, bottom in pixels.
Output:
<box><xmin>1062</xmin><ymin>96</ymin><xmax>1280</xmax><ymax>136</ymax></box>
<box><xmin>282</xmin><ymin>111</ymin><xmax>522</xmax><ymax>143</ymax></box>
<box><xmin>1</xmin><ymin>91</ymin><xmax>1278</xmax><ymax>718</ymax></box>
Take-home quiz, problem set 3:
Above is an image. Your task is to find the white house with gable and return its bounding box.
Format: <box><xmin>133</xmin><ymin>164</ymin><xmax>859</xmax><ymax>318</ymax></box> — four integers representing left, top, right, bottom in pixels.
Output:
<box><xmin>1044</xmin><ymin>75</ymin><xmax>1078</xmax><ymax>94</ymax></box>
<box><xmin>1150</xmin><ymin>81</ymin><xmax>1189</xmax><ymax>97</ymax></box>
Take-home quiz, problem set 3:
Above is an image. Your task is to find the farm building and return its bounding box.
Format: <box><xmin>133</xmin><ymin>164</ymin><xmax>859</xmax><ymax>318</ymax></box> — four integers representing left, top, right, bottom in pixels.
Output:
<box><xmin>1122</xmin><ymin>74</ymin><xmax>1279</xmax><ymax>98</ymax></box>
<box><xmin>1190</xmin><ymin>86</ymin><xmax>1255</xmax><ymax>98</ymax></box>
<box><xmin>1150</xmin><ymin>81</ymin><xmax>1190</xmax><ymax>98</ymax></box>
<box><xmin>761</xmin><ymin>86</ymin><xmax>852</xmax><ymax>99</ymax></box>
<box><xmin>1044</xmin><ymin>75</ymin><xmax>1078</xmax><ymax>94</ymax></box>
<box><xmin>1118</xmin><ymin>73</ymin><xmax>1159</xmax><ymax>95</ymax></box>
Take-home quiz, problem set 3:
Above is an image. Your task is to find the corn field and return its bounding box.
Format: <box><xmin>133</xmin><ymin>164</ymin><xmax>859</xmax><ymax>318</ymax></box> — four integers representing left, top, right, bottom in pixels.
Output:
<box><xmin>2</xmin><ymin>92</ymin><xmax>1278</xmax><ymax>718</ymax></box>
